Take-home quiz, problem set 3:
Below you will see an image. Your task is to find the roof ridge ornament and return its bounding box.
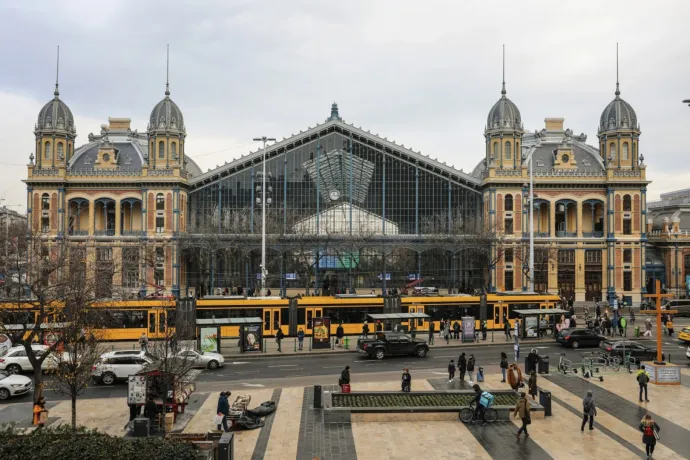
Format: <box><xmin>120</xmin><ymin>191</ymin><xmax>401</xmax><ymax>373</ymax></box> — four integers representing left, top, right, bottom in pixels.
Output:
<box><xmin>165</xmin><ymin>44</ymin><xmax>170</xmax><ymax>96</ymax></box>
<box><xmin>501</xmin><ymin>44</ymin><xmax>506</xmax><ymax>96</ymax></box>
<box><xmin>54</xmin><ymin>45</ymin><xmax>60</xmax><ymax>97</ymax></box>
<box><xmin>615</xmin><ymin>42</ymin><xmax>620</xmax><ymax>98</ymax></box>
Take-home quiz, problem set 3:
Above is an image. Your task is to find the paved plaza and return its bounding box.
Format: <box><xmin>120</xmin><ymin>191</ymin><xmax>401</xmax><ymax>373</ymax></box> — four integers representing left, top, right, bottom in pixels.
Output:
<box><xmin>1</xmin><ymin>365</ymin><xmax>689</xmax><ymax>459</ymax></box>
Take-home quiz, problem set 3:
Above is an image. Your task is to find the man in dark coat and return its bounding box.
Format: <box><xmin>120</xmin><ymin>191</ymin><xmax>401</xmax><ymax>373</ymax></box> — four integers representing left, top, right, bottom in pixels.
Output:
<box><xmin>336</xmin><ymin>323</ymin><xmax>345</xmax><ymax>347</ymax></box>
<box><xmin>339</xmin><ymin>366</ymin><xmax>351</xmax><ymax>391</ymax></box>
<box><xmin>216</xmin><ymin>391</ymin><xmax>230</xmax><ymax>432</ymax></box>
<box><xmin>428</xmin><ymin>321</ymin><xmax>435</xmax><ymax>345</ymax></box>
<box><xmin>458</xmin><ymin>352</ymin><xmax>467</xmax><ymax>382</ymax></box>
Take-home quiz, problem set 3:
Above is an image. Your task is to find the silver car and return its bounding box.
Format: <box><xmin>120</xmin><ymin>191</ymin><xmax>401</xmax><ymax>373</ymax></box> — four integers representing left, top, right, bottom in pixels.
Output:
<box><xmin>174</xmin><ymin>349</ymin><xmax>224</xmax><ymax>369</ymax></box>
<box><xmin>0</xmin><ymin>370</ymin><xmax>33</xmax><ymax>400</ymax></box>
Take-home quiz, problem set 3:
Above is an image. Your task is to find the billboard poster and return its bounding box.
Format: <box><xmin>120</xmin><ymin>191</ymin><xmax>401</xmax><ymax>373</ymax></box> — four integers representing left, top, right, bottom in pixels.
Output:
<box><xmin>312</xmin><ymin>317</ymin><xmax>331</xmax><ymax>349</ymax></box>
<box><xmin>461</xmin><ymin>316</ymin><xmax>475</xmax><ymax>342</ymax></box>
<box><xmin>128</xmin><ymin>375</ymin><xmax>147</xmax><ymax>405</ymax></box>
<box><xmin>242</xmin><ymin>324</ymin><xmax>262</xmax><ymax>352</ymax></box>
<box><xmin>0</xmin><ymin>334</ymin><xmax>11</xmax><ymax>354</ymax></box>
<box><xmin>199</xmin><ymin>327</ymin><xmax>218</xmax><ymax>353</ymax></box>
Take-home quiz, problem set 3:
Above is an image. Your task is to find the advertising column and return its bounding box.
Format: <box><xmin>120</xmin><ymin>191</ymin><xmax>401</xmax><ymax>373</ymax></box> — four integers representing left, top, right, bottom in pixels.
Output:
<box><xmin>312</xmin><ymin>317</ymin><xmax>331</xmax><ymax>349</ymax></box>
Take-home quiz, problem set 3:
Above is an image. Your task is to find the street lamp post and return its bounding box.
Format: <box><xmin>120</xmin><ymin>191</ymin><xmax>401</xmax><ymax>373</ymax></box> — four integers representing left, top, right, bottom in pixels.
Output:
<box><xmin>253</xmin><ymin>136</ymin><xmax>276</xmax><ymax>297</ymax></box>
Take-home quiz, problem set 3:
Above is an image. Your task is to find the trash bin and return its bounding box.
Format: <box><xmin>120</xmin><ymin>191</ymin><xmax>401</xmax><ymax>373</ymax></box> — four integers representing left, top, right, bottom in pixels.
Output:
<box><xmin>538</xmin><ymin>356</ymin><xmax>549</xmax><ymax>374</ymax></box>
<box><xmin>217</xmin><ymin>431</ymin><xmax>235</xmax><ymax>460</ymax></box>
<box><xmin>634</xmin><ymin>326</ymin><xmax>640</xmax><ymax>338</ymax></box>
<box><xmin>132</xmin><ymin>416</ymin><xmax>149</xmax><ymax>437</ymax></box>
<box><xmin>539</xmin><ymin>389</ymin><xmax>552</xmax><ymax>417</ymax></box>
<box><xmin>314</xmin><ymin>384</ymin><xmax>322</xmax><ymax>409</ymax></box>
<box><xmin>343</xmin><ymin>337</ymin><xmax>350</xmax><ymax>349</ymax></box>
<box><xmin>477</xmin><ymin>367</ymin><xmax>484</xmax><ymax>382</ymax></box>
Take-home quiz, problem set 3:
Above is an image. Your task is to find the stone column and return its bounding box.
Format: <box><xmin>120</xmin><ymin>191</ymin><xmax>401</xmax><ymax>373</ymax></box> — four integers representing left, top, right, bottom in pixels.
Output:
<box><xmin>88</xmin><ymin>200</ymin><xmax>95</xmax><ymax>235</ymax></box>
<box><xmin>114</xmin><ymin>200</ymin><xmax>121</xmax><ymax>236</ymax></box>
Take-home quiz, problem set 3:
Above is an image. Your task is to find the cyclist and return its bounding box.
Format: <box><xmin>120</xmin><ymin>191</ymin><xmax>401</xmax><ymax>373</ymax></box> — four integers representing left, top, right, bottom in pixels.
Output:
<box><xmin>471</xmin><ymin>384</ymin><xmax>486</xmax><ymax>425</ymax></box>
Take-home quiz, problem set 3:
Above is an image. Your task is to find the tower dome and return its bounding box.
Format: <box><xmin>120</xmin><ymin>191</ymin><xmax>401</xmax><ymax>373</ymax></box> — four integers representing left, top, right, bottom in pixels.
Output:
<box><xmin>487</xmin><ymin>90</ymin><xmax>522</xmax><ymax>130</ymax></box>
<box><xmin>599</xmin><ymin>85</ymin><xmax>637</xmax><ymax>132</ymax></box>
<box><xmin>149</xmin><ymin>87</ymin><xmax>185</xmax><ymax>133</ymax></box>
<box><xmin>36</xmin><ymin>85</ymin><xmax>76</xmax><ymax>134</ymax></box>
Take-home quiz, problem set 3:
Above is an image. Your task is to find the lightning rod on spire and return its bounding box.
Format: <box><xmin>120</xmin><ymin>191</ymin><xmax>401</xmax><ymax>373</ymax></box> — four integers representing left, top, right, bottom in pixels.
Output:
<box><xmin>165</xmin><ymin>44</ymin><xmax>170</xmax><ymax>96</ymax></box>
<box><xmin>615</xmin><ymin>42</ymin><xmax>620</xmax><ymax>97</ymax></box>
<box><xmin>501</xmin><ymin>44</ymin><xmax>506</xmax><ymax>96</ymax></box>
<box><xmin>54</xmin><ymin>45</ymin><xmax>60</xmax><ymax>97</ymax></box>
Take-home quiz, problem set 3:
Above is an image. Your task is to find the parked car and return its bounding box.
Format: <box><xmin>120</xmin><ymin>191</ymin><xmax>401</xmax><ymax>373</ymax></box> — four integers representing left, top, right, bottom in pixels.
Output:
<box><xmin>556</xmin><ymin>328</ymin><xmax>606</xmax><ymax>349</ymax></box>
<box><xmin>357</xmin><ymin>332</ymin><xmax>429</xmax><ymax>359</ymax></box>
<box><xmin>599</xmin><ymin>340</ymin><xmax>663</xmax><ymax>364</ymax></box>
<box><xmin>686</xmin><ymin>346</ymin><xmax>690</xmax><ymax>360</ymax></box>
<box><xmin>92</xmin><ymin>355</ymin><xmax>154</xmax><ymax>385</ymax></box>
<box><xmin>0</xmin><ymin>345</ymin><xmax>61</xmax><ymax>374</ymax></box>
<box><xmin>173</xmin><ymin>349</ymin><xmax>224</xmax><ymax>369</ymax></box>
<box><xmin>0</xmin><ymin>370</ymin><xmax>33</xmax><ymax>400</ymax></box>
<box><xmin>100</xmin><ymin>350</ymin><xmax>156</xmax><ymax>361</ymax></box>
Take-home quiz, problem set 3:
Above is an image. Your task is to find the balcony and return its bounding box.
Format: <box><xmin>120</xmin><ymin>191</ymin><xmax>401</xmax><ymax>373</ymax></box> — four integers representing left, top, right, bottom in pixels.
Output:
<box><xmin>583</xmin><ymin>231</ymin><xmax>604</xmax><ymax>238</ymax></box>
<box><xmin>94</xmin><ymin>229</ymin><xmax>115</xmax><ymax>236</ymax></box>
<box><xmin>536</xmin><ymin>232</ymin><xmax>550</xmax><ymax>238</ymax></box>
<box><xmin>68</xmin><ymin>229</ymin><xmax>89</xmax><ymax>236</ymax></box>
<box><xmin>556</xmin><ymin>231</ymin><xmax>577</xmax><ymax>238</ymax></box>
<box><xmin>121</xmin><ymin>230</ymin><xmax>144</xmax><ymax>236</ymax></box>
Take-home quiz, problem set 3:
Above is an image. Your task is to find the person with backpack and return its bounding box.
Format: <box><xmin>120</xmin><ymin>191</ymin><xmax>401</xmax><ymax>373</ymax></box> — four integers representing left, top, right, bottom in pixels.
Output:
<box><xmin>639</xmin><ymin>414</ymin><xmax>660</xmax><ymax>459</ymax></box>
<box><xmin>581</xmin><ymin>390</ymin><xmax>597</xmax><ymax>431</ymax></box>
<box><xmin>458</xmin><ymin>352</ymin><xmax>467</xmax><ymax>382</ymax></box>
<box><xmin>638</xmin><ymin>365</ymin><xmax>650</xmax><ymax>402</ymax></box>
<box><xmin>514</xmin><ymin>391</ymin><xmax>531</xmax><ymax>440</ymax></box>
<box><xmin>471</xmin><ymin>384</ymin><xmax>487</xmax><ymax>425</ymax></box>
<box><xmin>467</xmin><ymin>354</ymin><xmax>476</xmax><ymax>383</ymax></box>
<box><xmin>401</xmin><ymin>368</ymin><xmax>412</xmax><ymax>392</ymax></box>
<box><xmin>499</xmin><ymin>352</ymin><xmax>508</xmax><ymax>382</ymax></box>
<box><xmin>448</xmin><ymin>359</ymin><xmax>456</xmax><ymax>383</ymax></box>
<box><xmin>362</xmin><ymin>322</ymin><xmax>370</xmax><ymax>338</ymax></box>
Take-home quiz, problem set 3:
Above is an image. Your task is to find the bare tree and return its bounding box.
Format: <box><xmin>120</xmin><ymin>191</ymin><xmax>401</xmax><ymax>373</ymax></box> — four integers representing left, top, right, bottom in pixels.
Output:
<box><xmin>512</xmin><ymin>243</ymin><xmax>558</xmax><ymax>293</ymax></box>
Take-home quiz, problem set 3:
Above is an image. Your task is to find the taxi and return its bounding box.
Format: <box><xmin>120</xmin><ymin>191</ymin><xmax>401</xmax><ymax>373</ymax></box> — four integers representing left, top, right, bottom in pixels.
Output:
<box><xmin>678</xmin><ymin>327</ymin><xmax>690</xmax><ymax>343</ymax></box>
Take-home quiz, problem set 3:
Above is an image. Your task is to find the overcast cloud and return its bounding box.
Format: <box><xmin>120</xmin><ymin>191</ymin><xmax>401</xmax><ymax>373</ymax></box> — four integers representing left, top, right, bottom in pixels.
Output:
<box><xmin>1</xmin><ymin>0</ymin><xmax>689</xmax><ymax>209</ymax></box>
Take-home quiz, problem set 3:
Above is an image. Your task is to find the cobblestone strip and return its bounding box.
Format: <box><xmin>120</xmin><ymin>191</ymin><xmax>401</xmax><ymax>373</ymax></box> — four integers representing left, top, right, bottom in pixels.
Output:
<box><xmin>427</xmin><ymin>379</ymin><xmax>552</xmax><ymax>460</ymax></box>
<box><xmin>545</xmin><ymin>373</ymin><xmax>690</xmax><ymax>458</ymax></box>
<box><xmin>250</xmin><ymin>388</ymin><xmax>282</xmax><ymax>460</ymax></box>
<box><xmin>296</xmin><ymin>385</ymin><xmax>357</xmax><ymax>460</ymax></box>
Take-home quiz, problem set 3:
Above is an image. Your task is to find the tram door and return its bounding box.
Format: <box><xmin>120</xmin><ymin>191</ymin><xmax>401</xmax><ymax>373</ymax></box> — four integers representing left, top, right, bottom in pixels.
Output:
<box><xmin>493</xmin><ymin>303</ymin><xmax>508</xmax><ymax>330</ymax></box>
<box><xmin>407</xmin><ymin>304</ymin><xmax>426</xmax><ymax>332</ymax></box>
<box><xmin>263</xmin><ymin>308</ymin><xmax>282</xmax><ymax>337</ymax></box>
<box><xmin>147</xmin><ymin>310</ymin><xmax>167</xmax><ymax>339</ymax></box>
<box><xmin>304</xmin><ymin>308</ymin><xmax>323</xmax><ymax>335</ymax></box>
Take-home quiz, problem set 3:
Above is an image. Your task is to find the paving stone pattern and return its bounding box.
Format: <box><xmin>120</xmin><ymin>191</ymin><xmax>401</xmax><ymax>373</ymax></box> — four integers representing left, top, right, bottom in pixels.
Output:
<box><xmin>251</xmin><ymin>388</ymin><xmax>282</xmax><ymax>460</ymax></box>
<box><xmin>296</xmin><ymin>385</ymin><xmax>357</xmax><ymax>460</ymax></box>
<box><xmin>545</xmin><ymin>373</ymin><xmax>690</xmax><ymax>458</ymax></box>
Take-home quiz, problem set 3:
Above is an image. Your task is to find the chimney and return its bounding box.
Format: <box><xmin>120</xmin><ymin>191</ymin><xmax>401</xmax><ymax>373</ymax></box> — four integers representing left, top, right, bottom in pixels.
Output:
<box><xmin>672</xmin><ymin>216</ymin><xmax>680</xmax><ymax>233</ymax></box>
<box><xmin>544</xmin><ymin>118</ymin><xmax>564</xmax><ymax>132</ymax></box>
<box><xmin>108</xmin><ymin>117</ymin><xmax>132</xmax><ymax>131</ymax></box>
<box><xmin>646</xmin><ymin>218</ymin><xmax>653</xmax><ymax>234</ymax></box>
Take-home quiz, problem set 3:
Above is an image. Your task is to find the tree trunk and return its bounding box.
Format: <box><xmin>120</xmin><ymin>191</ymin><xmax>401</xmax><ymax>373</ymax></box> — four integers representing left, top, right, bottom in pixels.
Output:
<box><xmin>33</xmin><ymin>366</ymin><xmax>43</xmax><ymax>404</ymax></box>
<box><xmin>71</xmin><ymin>394</ymin><xmax>77</xmax><ymax>429</ymax></box>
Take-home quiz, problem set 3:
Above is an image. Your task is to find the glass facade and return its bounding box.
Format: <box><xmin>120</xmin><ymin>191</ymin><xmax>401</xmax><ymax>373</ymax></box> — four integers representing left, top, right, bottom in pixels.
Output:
<box><xmin>186</xmin><ymin>128</ymin><xmax>482</xmax><ymax>296</ymax></box>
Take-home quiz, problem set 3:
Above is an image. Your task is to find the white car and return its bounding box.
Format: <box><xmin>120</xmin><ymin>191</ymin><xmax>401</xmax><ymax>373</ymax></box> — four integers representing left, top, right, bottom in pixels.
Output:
<box><xmin>686</xmin><ymin>346</ymin><xmax>690</xmax><ymax>360</ymax></box>
<box><xmin>92</xmin><ymin>355</ymin><xmax>154</xmax><ymax>385</ymax></box>
<box><xmin>174</xmin><ymin>349</ymin><xmax>224</xmax><ymax>369</ymax></box>
<box><xmin>0</xmin><ymin>370</ymin><xmax>33</xmax><ymax>400</ymax></box>
<box><xmin>0</xmin><ymin>345</ymin><xmax>60</xmax><ymax>374</ymax></box>
<box><xmin>100</xmin><ymin>350</ymin><xmax>156</xmax><ymax>361</ymax></box>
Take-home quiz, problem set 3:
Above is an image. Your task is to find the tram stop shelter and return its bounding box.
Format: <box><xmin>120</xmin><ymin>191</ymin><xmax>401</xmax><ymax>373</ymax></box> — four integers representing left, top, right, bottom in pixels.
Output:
<box><xmin>512</xmin><ymin>308</ymin><xmax>569</xmax><ymax>339</ymax></box>
<box><xmin>367</xmin><ymin>312</ymin><xmax>430</xmax><ymax>334</ymax></box>
<box><xmin>196</xmin><ymin>317</ymin><xmax>263</xmax><ymax>354</ymax></box>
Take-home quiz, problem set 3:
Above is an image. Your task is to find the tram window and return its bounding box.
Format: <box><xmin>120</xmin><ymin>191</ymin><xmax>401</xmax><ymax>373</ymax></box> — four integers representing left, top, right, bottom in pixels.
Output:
<box><xmin>167</xmin><ymin>311</ymin><xmax>176</xmax><ymax>326</ymax></box>
<box><xmin>273</xmin><ymin>311</ymin><xmax>279</xmax><ymax>330</ymax></box>
<box><xmin>0</xmin><ymin>311</ymin><xmax>33</xmax><ymax>325</ymax></box>
<box><xmin>107</xmin><ymin>310</ymin><xmax>147</xmax><ymax>328</ymax></box>
<box><xmin>297</xmin><ymin>309</ymin><xmax>305</xmax><ymax>325</ymax></box>
<box><xmin>281</xmin><ymin>308</ymin><xmax>289</xmax><ymax>325</ymax></box>
<box><xmin>493</xmin><ymin>306</ymin><xmax>500</xmax><ymax>323</ymax></box>
<box><xmin>264</xmin><ymin>311</ymin><xmax>270</xmax><ymax>330</ymax></box>
<box><xmin>159</xmin><ymin>313</ymin><xmax>166</xmax><ymax>332</ymax></box>
<box><xmin>307</xmin><ymin>310</ymin><xmax>313</xmax><ymax>328</ymax></box>
<box><xmin>149</xmin><ymin>313</ymin><xmax>156</xmax><ymax>333</ymax></box>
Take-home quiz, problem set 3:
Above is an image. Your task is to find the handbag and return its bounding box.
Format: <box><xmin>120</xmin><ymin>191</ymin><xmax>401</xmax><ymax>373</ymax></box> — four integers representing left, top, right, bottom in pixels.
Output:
<box><xmin>525</xmin><ymin>415</ymin><xmax>532</xmax><ymax>425</ymax></box>
<box><xmin>653</xmin><ymin>427</ymin><xmax>660</xmax><ymax>440</ymax></box>
<box><xmin>213</xmin><ymin>414</ymin><xmax>224</xmax><ymax>425</ymax></box>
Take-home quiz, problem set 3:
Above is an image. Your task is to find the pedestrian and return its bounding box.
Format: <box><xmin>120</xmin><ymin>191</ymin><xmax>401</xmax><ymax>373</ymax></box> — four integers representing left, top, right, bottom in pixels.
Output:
<box><xmin>595</xmin><ymin>302</ymin><xmax>601</xmax><ymax>319</ymax></box>
<box><xmin>637</xmin><ymin>365</ymin><xmax>650</xmax><ymax>402</ymax></box>
<box><xmin>581</xmin><ymin>390</ymin><xmax>597</xmax><ymax>431</ymax></box>
<box><xmin>528</xmin><ymin>371</ymin><xmax>538</xmax><ymax>401</ymax></box>
<box><xmin>375</xmin><ymin>320</ymin><xmax>383</xmax><ymax>332</ymax></box>
<box><xmin>639</xmin><ymin>414</ymin><xmax>660</xmax><ymax>459</ymax></box>
<box><xmin>644</xmin><ymin>318</ymin><xmax>653</xmax><ymax>338</ymax></box>
<box><xmin>336</xmin><ymin>323</ymin><xmax>344</xmax><ymax>347</ymax></box>
<box><xmin>448</xmin><ymin>360</ymin><xmax>456</xmax><ymax>382</ymax></box>
<box><xmin>504</xmin><ymin>315</ymin><xmax>512</xmax><ymax>340</ymax></box>
<box><xmin>145</xmin><ymin>395</ymin><xmax>160</xmax><ymax>432</ymax></box>
<box><xmin>481</xmin><ymin>319</ymin><xmax>487</xmax><ymax>340</ymax></box>
<box><xmin>32</xmin><ymin>397</ymin><xmax>46</xmax><ymax>427</ymax></box>
<box><xmin>453</xmin><ymin>321</ymin><xmax>460</xmax><ymax>340</ymax></box>
<box><xmin>401</xmin><ymin>367</ymin><xmax>412</xmax><ymax>392</ymax></box>
<box><xmin>275</xmin><ymin>328</ymin><xmax>284</xmax><ymax>352</ymax></box>
<box><xmin>362</xmin><ymin>321</ymin><xmax>370</xmax><ymax>339</ymax></box>
<box><xmin>471</xmin><ymin>384</ymin><xmax>486</xmax><ymax>425</ymax></box>
<box><xmin>508</xmin><ymin>363</ymin><xmax>523</xmax><ymax>390</ymax></box>
<box><xmin>297</xmin><ymin>328</ymin><xmax>305</xmax><ymax>351</ymax></box>
<box><xmin>428</xmin><ymin>321</ymin><xmax>435</xmax><ymax>345</ymax></box>
<box><xmin>514</xmin><ymin>391</ymin><xmax>531</xmax><ymax>440</ymax></box>
<box><xmin>444</xmin><ymin>324</ymin><xmax>450</xmax><ymax>344</ymax></box>
<box><xmin>500</xmin><ymin>352</ymin><xmax>508</xmax><ymax>382</ymax></box>
<box><xmin>667</xmin><ymin>315</ymin><xmax>674</xmax><ymax>337</ymax></box>
<box><xmin>467</xmin><ymin>354</ymin><xmax>476</xmax><ymax>383</ymax></box>
<box><xmin>458</xmin><ymin>352</ymin><xmax>467</xmax><ymax>381</ymax></box>
<box><xmin>526</xmin><ymin>349</ymin><xmax>539</xmax><ymax>374</ymax></box>
<box><xmin>127</xmin><ymin>401</ymin><xmax>141</xmax><ymax>428</ymax></box>
<box><xmin>139</xmin><ymin>333</ymin><xmax>148</xmax><ymax>352</ymax></box>
<box><xmin>339</xmin><ymin>365</ymin><xmax>351</xmax><ymax>391</ymax></box>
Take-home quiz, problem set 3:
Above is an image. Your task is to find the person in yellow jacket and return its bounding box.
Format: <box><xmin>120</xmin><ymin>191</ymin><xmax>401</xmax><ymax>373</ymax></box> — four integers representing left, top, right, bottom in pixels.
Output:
<box><xmin>32</xmin><ymin>397</ymin><xmax>46</xmax><ymax>427</ymax></box>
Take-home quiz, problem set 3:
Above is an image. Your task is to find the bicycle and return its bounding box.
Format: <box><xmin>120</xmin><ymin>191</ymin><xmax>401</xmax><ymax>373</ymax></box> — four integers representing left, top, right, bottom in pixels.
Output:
<box><xmin>459</xmin><ymin>401</ymin><xmax>498</xmax><ymax>424</ymax></box>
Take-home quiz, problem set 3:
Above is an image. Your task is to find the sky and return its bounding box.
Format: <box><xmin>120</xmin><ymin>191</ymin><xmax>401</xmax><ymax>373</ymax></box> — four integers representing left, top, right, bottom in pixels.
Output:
<box><xmin>1</xmin><ymin>0</ymin><xmax>689</xmax><ymax>210</ymax></box>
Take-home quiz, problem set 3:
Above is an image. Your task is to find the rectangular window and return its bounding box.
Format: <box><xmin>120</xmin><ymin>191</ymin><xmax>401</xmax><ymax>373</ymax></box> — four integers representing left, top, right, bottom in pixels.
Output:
<box><xmin>623</xmin><ymin>219</ymin><xmax>632</xmax><ymax>235</ymax></box>
<box><xmin>585</xmin><ymin>249</ymin><xmax>602</xmax><ymax>264</ymax></box>
<box><xmin>504</xmin><ymin>248</ymin><xmax>513</xmax><ymax>263</ymax></box>
<box><xmin>504</xmin><ymin>218</ymin><xmax>513</xmax><ymax>234</ymax></box>
<box><xmin>505</xmin><ymin>271</ymin><xmax>514</xmax><ymax>291</ymax></box>
<box><xmin>156</xmin><ymin>216</ymin><xmax>164</xmax><ymax>233</ymax></box>
<box><xmin>623</xmin><ymin>249</ymin><xmax>632</xmax><ymax>264</ymax></box>
<box><xmin>558</xmin><ymin>249</ymin><xmax>575</xmax><ymax>264</ymax></box>
<box><xmin>41</xmin><ymin>216</ymin><xmax>50</xmax><ymax>233</ymax></box>
<box><xmin>623</xmin><ymin>271</ymin><xmax>632</xmax><ymax>291</ymax></box>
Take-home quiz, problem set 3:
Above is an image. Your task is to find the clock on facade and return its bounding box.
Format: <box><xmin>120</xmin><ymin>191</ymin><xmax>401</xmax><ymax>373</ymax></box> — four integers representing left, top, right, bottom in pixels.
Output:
<box><xmin>102</xmin><ymin>153</ymin><xmax>110</xmax><ymax>162</ymax></box>
<box><xmin>329</xmin><ymin>190</ymin><xmax>341</xmax><ymax>201</ymax></box>
<box><xmin>561</xmin><ymin>154</ymin><xmax>569</xmax><ymax>163</ymax></box>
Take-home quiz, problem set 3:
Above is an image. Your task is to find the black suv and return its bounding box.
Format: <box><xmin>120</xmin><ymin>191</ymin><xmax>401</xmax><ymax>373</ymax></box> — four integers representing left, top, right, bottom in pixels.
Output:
<box><xmin>357</xmin><ymin>332</ymin><xmax>429</xmax><ymax>359</ymax></box>
<box><xmin>557</xmin><ymin>328</ymin><xmax>606</xmax><ymax>349</ymax></box>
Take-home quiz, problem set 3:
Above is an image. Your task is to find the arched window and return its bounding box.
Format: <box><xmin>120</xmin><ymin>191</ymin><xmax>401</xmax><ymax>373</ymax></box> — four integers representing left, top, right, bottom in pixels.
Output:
<box><xmin>156</xmin><ymin>193</ymin><xmax>165</xmax><ymax>210</ymax></box>
<box><xmin>158</xmin><ymin>141</ymin><xmax>165</xmax><ymax>159</ymax></box>
<box><xmin>171</xmin><ymin>142</ymin><xmax>177</xmax><ymax>159</ymax></box>
<box><xmin>45</xmin><ymin>142</ymin><xmax>51</xmax><ymax>160</ymax></box>
<box><xmin>493</xmin><ymin>142</ymin><xmax>498</xmax><ymax>158</ymax></box>
<box><xmin>504</xmin><ymin>194</ymin><xmax>513</xmax><ymax>211</ymax></box>
<box><xmin>609</xmin><ymin>143</ymin><xmax>616</xmax><ymax>161</ymax></box>
<box><xmin>623</xmin><ymin>194</ymin><xmax>632</xmax><ymax>212</ymax></box>
<box><xmin>57</xmin><ymin>143</ymin><xmax>63</xmax><ymax>159</ymax></box>
<box><xmin>42</xmin><ymin>193</ymin><xmax>50</xmax><ymax>210</ymax></box>
<box><xmin>505</xmin><ymin>141</ymin><xmax>512</xmax><ymax>160</ymax></box>
<box><xmin>622</xmin><ymin>143</ymin><xmax>629</xmax><ymax>160</ymax></box>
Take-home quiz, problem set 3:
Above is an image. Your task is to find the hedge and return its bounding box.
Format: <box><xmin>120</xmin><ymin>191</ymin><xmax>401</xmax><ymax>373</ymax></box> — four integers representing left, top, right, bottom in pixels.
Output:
<box><xmin>0</xmin><ymin>424</ymin><xmax>199</xmax><ymax>460</ymax></box>
<box><xmin>332</xmin><ymin>392</ymin><xmax>518</xmax><ymax>408</ymax></box>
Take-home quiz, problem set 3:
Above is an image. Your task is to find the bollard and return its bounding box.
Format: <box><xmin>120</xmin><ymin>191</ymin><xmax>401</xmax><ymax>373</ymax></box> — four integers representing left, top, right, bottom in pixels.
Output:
<box><xmin>309</xmin><ymin>337</ymin><xmax>312</xmax><ymax>351</ymax></box>
<box><xmin>294</xmin><ymin>338</ymin><xmax>297</xmax><ymax>352</ymax></box>
<box><xmin>263</xmin><ymin>339</ymin><xmax>266</xmax><ymax>353</ymax></box>
<box><xmin>331</xmin><ymin>337</ymin><xmax>335</xmax><ymax>350</ymax></box>
<box><xmin>344</xmin><ymin>336</ymin><xmax>350</xmax><ymax>349</ymax></box>
<box><xmin>313</xmin><ymin>384</ymin><xmax>322</xmax><ymax>409</ymax></box>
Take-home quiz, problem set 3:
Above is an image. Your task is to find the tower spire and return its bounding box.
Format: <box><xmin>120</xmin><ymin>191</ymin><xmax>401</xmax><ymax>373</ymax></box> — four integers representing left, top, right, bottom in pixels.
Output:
<box><xmin>54</xmin><ymin>45</ymin><xmax>60</xmax><ymax>97</ymax></box>
<box><xmin>501</xmin><ymin>44</ymin><xmax>506</xmax><ymax>96</ymax></box>
<box><xmin>615</xmin><ymin>42</ymin><xmax>620</xmax><ymax>97</ymax></box>
<box><xmin>165</xmin><ymin>44</ymin><xmax>170</xmax><ymax>96</ymax></box>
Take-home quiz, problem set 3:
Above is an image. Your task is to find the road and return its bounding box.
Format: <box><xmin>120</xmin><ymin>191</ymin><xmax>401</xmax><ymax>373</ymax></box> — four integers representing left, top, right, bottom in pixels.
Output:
<box><xmin>3</xmin><ymin>333</ymin><xmax>688</xmax><ymax>405</ymax></box>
